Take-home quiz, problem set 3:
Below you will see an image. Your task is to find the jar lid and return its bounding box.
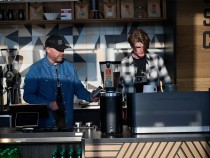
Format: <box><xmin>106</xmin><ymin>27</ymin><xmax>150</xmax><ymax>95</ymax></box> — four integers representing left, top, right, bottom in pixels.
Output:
<box><xmin>100</xmin><ymin>91</ymin><xmax>122</xmax><ymax>97</ymax></box>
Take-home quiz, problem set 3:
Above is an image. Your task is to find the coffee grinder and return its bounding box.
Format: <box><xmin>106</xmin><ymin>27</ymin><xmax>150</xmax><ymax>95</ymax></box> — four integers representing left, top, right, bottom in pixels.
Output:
<box><xmin>1</xmin><ymin>49</ymin><xmax>21</xmax><ymax>111</ymax></box>
<box><xmin>99</xmin><ymin>61</ymin><xmax>123</xmax><ymax>134</ymax></box>
<box><xmin>0</xmin><ymin>66</ymin><xmax>3</xmax><ymax>111</ymax></box>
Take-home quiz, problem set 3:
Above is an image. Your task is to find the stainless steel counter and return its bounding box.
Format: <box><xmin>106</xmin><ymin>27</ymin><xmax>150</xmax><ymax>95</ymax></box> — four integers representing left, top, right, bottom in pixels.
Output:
<box><xmin>73</xmin><ymin>103</ymin><xmax>99</xmax><ymax>110</ymax></box>
<box><xmin>0</xmin><ymin>128</ymin><xmax>84</xmax><ymax>143</ymax></box>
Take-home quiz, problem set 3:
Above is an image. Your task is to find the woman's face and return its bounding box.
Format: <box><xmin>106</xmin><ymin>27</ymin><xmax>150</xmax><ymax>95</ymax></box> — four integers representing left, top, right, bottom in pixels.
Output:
<box><xmin>133</xmin><ymin>42</ymin><xmax>145</xmax><ymax>59</ymax></box>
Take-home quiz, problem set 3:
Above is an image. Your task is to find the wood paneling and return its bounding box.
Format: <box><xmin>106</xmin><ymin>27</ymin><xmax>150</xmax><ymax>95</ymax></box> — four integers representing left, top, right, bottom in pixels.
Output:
<box><xmin>85</xmin><ymin>141</ymin><xmax>210</xmax><ymax>158</ymax></box>
<box><xmin>176</xmin><ymin>0</ymin><xmax>210</xmax><ymax>91</ymax></box>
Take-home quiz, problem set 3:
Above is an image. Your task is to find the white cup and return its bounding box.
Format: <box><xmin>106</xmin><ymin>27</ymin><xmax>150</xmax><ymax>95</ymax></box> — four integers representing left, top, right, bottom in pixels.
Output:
<box><xmin>143</xmin><ymin>85</ymin><xmax>157</xmax><ymax>93</ymax></box>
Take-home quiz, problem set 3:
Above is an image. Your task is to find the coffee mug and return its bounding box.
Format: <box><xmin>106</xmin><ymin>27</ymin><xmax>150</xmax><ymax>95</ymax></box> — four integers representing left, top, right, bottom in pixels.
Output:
<box><xmin>143</xmin><ymin>85</ymin><xmax>157</xmax><ymax>93</ymax></box>
<box><xmin>164</xmin><ymin>84</ymin><xmax>176</xmax><ymax>92</ymax></box>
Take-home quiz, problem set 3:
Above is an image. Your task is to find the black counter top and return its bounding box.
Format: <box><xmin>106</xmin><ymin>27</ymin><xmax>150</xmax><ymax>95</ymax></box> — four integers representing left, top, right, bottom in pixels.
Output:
<box><xmin>83</xmin><ymin>126</ymin><xmax>210</xmax><ymax>143</ymax></box>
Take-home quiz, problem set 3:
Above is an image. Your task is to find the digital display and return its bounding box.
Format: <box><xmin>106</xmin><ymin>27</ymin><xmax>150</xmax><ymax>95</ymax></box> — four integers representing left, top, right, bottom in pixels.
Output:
<box><xmin>15</xmin><ymin>112</ymin><xmax>39</xmax><ymax>128</ymax></box>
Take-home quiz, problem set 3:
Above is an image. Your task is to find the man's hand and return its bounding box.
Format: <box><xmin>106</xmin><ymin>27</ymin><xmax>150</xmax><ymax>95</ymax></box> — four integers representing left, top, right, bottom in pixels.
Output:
<box><xmin>90</xmin><ymin>88</ymin><xmax>101</xmax><ymax>102</ymax></box>
<box><xmin>50</xmin><ymin>101</ymin><xmax>59</xmax><ymax>111</ymax></box>
<box><xmin>91</xmin><ymin>96</ymin><xmax>100</xmax><ymax>102</ymax></box>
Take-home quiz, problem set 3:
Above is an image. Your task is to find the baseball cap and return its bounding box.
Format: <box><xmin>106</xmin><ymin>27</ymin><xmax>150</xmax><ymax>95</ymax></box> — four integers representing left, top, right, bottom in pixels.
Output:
<box><xmin>45</xmin><ymin>35</ymin><xmax>71</xmax><ymax>51</ymax></box>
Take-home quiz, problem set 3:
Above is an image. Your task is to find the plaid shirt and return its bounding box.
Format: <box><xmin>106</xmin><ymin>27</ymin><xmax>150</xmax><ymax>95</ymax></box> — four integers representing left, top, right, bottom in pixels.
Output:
<box><xmin>118</xmin><ymin>52</ymin><xmax>171</xmax><ymax>93</ymax></box>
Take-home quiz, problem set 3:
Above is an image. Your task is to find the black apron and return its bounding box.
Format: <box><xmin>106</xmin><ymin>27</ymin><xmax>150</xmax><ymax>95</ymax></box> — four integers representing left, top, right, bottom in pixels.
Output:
<box><xmin>54</xmin><ymin>65</ymin><xmax>66</xmax><ymax>128</ymax></box>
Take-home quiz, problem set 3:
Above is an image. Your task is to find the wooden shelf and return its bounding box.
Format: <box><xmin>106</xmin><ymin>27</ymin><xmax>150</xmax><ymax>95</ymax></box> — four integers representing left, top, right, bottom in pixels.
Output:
<box><xmin>0</xmin><ymin>18</ymin><xmax>166</xmax><ymax>25</ymax></box>
<box><xmin>0</xmin><ymin>0</ymin><xmax>166</xmax><ymax>25</ymax></box>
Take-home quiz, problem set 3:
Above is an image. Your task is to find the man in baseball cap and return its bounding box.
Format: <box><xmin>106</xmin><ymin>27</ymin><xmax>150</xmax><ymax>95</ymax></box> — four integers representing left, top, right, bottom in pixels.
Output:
<box><xmin>24</xmin><ymin>35</ymin><xmax>99</xmax><ymax>129</ymax></box>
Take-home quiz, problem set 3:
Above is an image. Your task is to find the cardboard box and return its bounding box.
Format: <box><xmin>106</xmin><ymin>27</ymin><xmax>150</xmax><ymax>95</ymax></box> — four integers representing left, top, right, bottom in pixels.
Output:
<box><xmin>61</xmin><ymin>9</ymin><xmax>72</xmax><ymax>20</ymax></box>
<box><xmin>104</xmin><ymin>2</ymin><xmax>117</xmax><ymax>19</ymax></box>
<box><xmin>75</xmin><ymin>3</ymin><xmax>89</xmax><ymax>19</ymax></box>
<box><xmin>121</xmin><ymin>1</ymin><xmax>134</xmax><ymax>18</ymax></box>
<box><xmin>133</xmin><ymin>0</ymin><xmax>148</xmax><ymax>18</ymax></box>
<box><xmin>148</xmin><ymin>0</ymin><xmax>161</xmax><ymax>18</ymax></box>
<box><xmin>30</xmin><ymin>3</ymin><xmax>43</xmax><ymax>20</ymax></box>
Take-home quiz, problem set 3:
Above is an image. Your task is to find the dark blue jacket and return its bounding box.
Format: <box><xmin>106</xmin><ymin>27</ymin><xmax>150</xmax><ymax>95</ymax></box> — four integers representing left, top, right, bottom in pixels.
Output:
<box><xmin>23</xmin><ymin>57</ymin><xmax>91</xmax><ymax>128</ymax></box>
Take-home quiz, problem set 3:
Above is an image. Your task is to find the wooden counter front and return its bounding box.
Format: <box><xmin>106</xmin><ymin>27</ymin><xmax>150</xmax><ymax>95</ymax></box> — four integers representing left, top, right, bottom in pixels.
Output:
<box><xmin>0</xmin><ymin>127</ymin><xmax>210</xmax><ymax>157</ymax></box>
<box><xmin>84</xmin><ymin>126</ymin><xmax>210</xmax><ymax>158</ymax></box>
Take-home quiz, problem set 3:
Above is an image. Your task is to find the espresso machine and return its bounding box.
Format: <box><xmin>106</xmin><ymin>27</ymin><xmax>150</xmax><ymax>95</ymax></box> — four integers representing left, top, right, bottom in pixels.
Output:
<box><xmin>99</xmin><ymin>61</ymin><xmax>123</xmax><ymax>134</ymax></box>
<box><xmin>1</xmin><ymin>49</ymin><xmax>21</xmax><ymax>111</ymax></box>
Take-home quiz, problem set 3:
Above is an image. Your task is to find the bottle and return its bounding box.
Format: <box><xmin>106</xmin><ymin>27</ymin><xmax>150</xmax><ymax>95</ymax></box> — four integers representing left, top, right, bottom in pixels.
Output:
<box><xmin>51</xmin><ymin>149</ymin><xmax>58</xmax><ymax>158</ymax></box>
<box><xmin>7</xmin><ymin>150</ymin><xmax>13</xmax><ymax>158</ymax></box>
<box><xmin>59</xmin><ymin>148</ymin><xmax>66</xmax><ymax>158</ymax></box>
<box><xmin>76</xmin><ymin>148</ymin><xmax>82</xmax><ymax>158</ymax></box>
<box><xmin>0</xmin><ymin>151</ymin><xmax>6</xmax><ymax>158</ymax></box>
<box><xmin>68</xmin><ymin>148</ymin><xmax>74</xmax><ymax>158</ymax></box>
<box><xmin>12</xmin><ymin>148</ymin><xmax>20</xmax><ymax>158</ymax></box>
<box><xmin>1</xmin><ymin>148</ymin><xmax>10</xmax><ymax>158</ymax></box>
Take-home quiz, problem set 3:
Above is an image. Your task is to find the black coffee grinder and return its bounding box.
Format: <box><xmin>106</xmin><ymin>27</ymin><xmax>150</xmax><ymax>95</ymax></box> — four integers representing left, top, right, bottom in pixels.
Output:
<box><xmin>99</xmin><ymin>61</ymin><xmax>123</xmax><ymax>134</ymax></box>
<box><xmin>0</xmin><ymin>66</ymin><xmax>3</xmax><ymax>111</ymax></box>
<box><xmin>1</xmin><ymin>49</ymin><xmax>21</xmax><ymax>111</ymax></box>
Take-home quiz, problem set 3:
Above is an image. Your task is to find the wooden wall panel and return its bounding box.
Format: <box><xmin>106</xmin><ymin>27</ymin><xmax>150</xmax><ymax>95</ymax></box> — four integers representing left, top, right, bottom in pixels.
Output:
<box><xmin>176</xmin><ymin>0</ymin><xmax>210</xmax><ymax>91</ymax></box>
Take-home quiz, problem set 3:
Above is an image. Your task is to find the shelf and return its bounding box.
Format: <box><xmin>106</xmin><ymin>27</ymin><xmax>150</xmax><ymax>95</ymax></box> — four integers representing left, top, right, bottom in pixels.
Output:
<box><xmin>73</xmin><ymin>18</ymin><xmax>167</xmax><ymax>23</ymax></box>
<box><xmin>0</xmin><ymin>17</ymin><xmax>167</xmax><ymax>25</ymax></box>
<box><xmin>0</xmin><ymin>0</ymin><xmax>166</xmax><ymax>25</ymax></box>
